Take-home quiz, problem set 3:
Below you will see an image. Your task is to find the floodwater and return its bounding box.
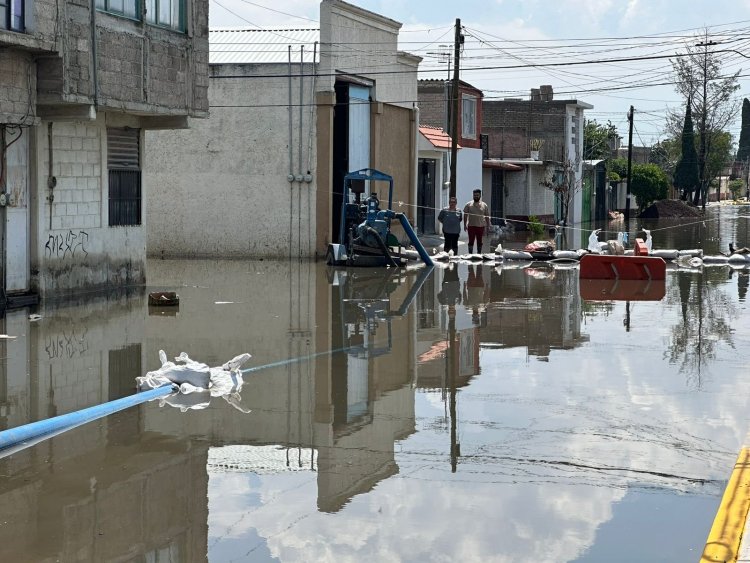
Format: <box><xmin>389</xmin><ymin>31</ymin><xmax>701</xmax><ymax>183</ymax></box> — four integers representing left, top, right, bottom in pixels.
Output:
<box><xmin>1</xmin><ymin>205</ymin><xmax>750</xmax><ymax>562</ymax></box>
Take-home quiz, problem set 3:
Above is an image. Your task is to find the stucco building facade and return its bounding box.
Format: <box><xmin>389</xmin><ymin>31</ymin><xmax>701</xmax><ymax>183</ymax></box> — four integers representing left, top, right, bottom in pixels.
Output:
<box><xmin>0</xmin><ymin>0</ymin><xmax>208</xmax><ymax>301</ymax></box>
<box><xmin>145</xmin><ymin>0</ymin><xmax>421</xmax><ymax>259</ymax></box>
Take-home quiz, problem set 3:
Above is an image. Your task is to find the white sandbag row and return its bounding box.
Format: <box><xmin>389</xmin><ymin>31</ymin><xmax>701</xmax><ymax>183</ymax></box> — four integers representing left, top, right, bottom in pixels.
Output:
<box><xmin>501</xmin><ymin>250</ymin><xmax>534</xmax><ymax>261</ymax></box>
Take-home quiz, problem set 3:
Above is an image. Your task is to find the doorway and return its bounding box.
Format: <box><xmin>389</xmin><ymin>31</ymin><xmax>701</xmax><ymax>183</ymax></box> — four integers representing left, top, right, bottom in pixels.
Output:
<box><xmin>490</xmin><ymin>169</ymin><xmax>504</xmax><ymax>225</ymax></box>
<box><xmin>418</xmin><ymin>158</ymin><xmax>436</xmax><ymax>234</ymax></box>
<box><xmin>332</xmin><ymin>82</ymin><xmax>371</xmax><ymax>244</ymax></box>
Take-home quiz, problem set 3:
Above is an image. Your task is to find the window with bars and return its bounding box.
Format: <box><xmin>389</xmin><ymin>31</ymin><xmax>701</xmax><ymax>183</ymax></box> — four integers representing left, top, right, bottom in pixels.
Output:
<box><xmin>0</xmin><ymin>0</ymin><xmax>24</xmax><ymax>31</ymax></box>
<box><xmin>107</xmin><ymin>128</ymin><xmax>142</xmax><ymax>227</ymax></box>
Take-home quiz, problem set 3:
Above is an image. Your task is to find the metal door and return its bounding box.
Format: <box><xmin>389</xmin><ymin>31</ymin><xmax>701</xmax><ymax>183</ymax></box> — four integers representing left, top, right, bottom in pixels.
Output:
<box><xmin>348</xmin><ymin>85</ymin><xmax>370</xmax><ymax>177</ymax></box>
<box><xmin>490</xmin><ymin>169</ymin><xmax>504</xmax><ymax>225</ymax></box>
<box><xmin>418</xmin><ymin>158</ymin><xmax>436</xmax><ymax>234</ymax></box>
<box><xmin>3</xmin><ymin>130</ymin><xmax>29</xmax><ymax>292</ymax></box>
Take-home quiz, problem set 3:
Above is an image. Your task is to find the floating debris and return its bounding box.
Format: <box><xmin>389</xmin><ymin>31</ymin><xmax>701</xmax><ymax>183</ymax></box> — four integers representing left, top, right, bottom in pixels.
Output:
<box><xmin>148</xmin><ymin>291</ymin><xmax>179</xmax><ymax>306</ymax></box>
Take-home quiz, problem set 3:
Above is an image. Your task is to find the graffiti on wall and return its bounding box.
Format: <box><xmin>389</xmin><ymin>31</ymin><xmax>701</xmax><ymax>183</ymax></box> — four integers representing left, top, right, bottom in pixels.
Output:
<box><xmin>45</xmin><ymin>230</ymin><xmax>90</xmax><ymax>259</ymax></box>
<box><xmin>45</xmin><ymin>327</ymin><xmax>89</xmax><ymax>360</ymax></box>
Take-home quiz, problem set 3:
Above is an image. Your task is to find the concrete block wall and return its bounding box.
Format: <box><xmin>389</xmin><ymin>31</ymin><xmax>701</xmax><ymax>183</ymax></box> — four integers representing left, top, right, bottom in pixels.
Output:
<box><xmin>482</xmin><ymin>100</ymin><xmax>567</xmax><ymax>160</ymax></box>
<box><xmin>48</xmin><ymin>122</ymin><xmax>102</xmax><ymax>231</ymax></box>
<box><xmin>147</xmin><ymin>40</ymin><xmax>188</xmax><ymax>108</ymax></box>
<box><xmin>417</xmin><ymin>81</ymin><xmax>448</xmax><ymax>129</ymax></box>
<box><xmin>33</xmin><ymin>115</ymin><xmax>147</xmax><ymax>294</ymax></box>
<box><xmin>0</xmin><ymin>51</ymin><xmax>36</xmax><ymax>122</ymax></box>
<box><xmin>36</xmin><ymin>0</ymin><xmax>209</xmax><ymax>117</ymax></box>
<box><xmin>97</xmin><ymin>29</ymin><xmax>143</xmax><ymax>103</ymax></box>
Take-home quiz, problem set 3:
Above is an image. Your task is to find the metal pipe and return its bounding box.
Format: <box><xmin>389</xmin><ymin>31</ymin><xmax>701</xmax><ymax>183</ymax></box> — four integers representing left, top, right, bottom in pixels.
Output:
<box><xmin>306</xmin><ymin>42</ymin><xmax>317</xmax><ymax>175</ymax></box>
<box><xmin>90</xmin><ymin>0</ymin><xmax>99</xmax><ymax>107</ymax></box>
<box><xmin>47</xmin><ymin>122</ymin><xmax>54</xmax><ymax>230</ymax></box>
<box><xmin>0</xmin><ymin>385</ymin><xmax>174</xmax><ymax>454</ymax></box>
<box><xmin>298</xmin><ymin>46</ymin><xmax>304</xmax><ymax>260</ymax></box>
<box><xmin>307</xmin><ymin>42</ymin><xmax>317</xmax><ymax>258</ymax></box>
<box><xmin>396</xmin><ymin>212</ymin><xmax>434</xmax><ymax>266</ymax></box>
<box><xmin>288</xmin><ymin>46</ymin><xmax>294</xmax><ymax>263</ymax></box>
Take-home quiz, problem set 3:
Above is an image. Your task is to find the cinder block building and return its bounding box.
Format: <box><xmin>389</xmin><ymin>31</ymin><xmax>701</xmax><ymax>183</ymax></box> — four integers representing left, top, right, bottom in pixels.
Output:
<box><xmin>0</xmin><ymin>0</ymin><xmax>208</xmax><ymax>302</ymax></box>
<box><xmin>482</xmin><ymin>85</ymin><xmax>592</xmax><ymax>228</ymax></box>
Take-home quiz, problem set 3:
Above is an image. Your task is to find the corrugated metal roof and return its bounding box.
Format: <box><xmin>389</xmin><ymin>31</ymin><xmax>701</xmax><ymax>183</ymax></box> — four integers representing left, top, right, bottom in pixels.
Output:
<box><xmin>209</xmin><ymin>28</ymin><xmax>320</xmax><ymax>65</ymax></box>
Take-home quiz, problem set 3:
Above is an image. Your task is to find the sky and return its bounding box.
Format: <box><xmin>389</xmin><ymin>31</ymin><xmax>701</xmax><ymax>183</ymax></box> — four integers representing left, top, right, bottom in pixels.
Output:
<box><xmin>208</xmin><ymin>0</ymin><xmax>750</xmax><ymax>148</ymax></box>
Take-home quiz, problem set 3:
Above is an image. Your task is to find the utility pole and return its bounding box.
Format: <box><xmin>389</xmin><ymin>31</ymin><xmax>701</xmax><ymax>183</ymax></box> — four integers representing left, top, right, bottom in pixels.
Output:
<box><xmin>696</xmin><ymin>34</ymin><xmax>716</xmax><ymax>209</ymax></box>
<box><xmin>449</xmin><ymin>18</ymin><xmax>461</xmax><ymax>200</ymax></box>
<box><xmin>625</xmin><ymin>105</ymin><xmax>634</xmax><ymax>221</ymax></box>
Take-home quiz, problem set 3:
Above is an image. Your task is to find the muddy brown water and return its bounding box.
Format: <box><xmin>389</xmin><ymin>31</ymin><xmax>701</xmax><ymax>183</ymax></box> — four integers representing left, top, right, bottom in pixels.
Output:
<box><xmin>1</xmin><ymin>205</ymin><xmax>749</xmax><ymax>562</ymax></box>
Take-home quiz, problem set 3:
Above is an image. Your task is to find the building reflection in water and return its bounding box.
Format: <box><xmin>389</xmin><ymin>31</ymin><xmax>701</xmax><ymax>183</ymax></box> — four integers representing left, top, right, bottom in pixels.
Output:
<box><xmin>0</xmin><ymin>290</ymin><xmax>208</xmax><ymax>562</ymax></box>
<box><xmin>417</xmin><ymin>262</ymin><xmax>589</xmax><ymax>472</ymax></box>
<box><xmin>0</xmin><ymin>255</ymin><xmax>745</xmax><ymax>560</ymax></box>
<box><xmin>0</xmin><ymin>259</ymin><xmax>430</xmax><ymax>559</ymax></box>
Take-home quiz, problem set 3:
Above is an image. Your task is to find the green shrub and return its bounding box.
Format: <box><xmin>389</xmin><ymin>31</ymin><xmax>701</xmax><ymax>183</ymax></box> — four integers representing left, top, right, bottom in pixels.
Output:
<box><xmin>528</xmin><ymin>215</ymin><xmax>545</xmax><ymax>236</ymax></box>
<box><xmin>729</xmin><ymin>179</ymin><xmax>745</xmax><ymax>199</ymax></box>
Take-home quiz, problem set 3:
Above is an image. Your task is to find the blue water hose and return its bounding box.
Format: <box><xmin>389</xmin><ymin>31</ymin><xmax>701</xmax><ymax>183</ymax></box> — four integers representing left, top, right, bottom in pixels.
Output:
<box><xmin>0</xmin><ymin>384</ymin><xmax>175</xmax><ymax>453</ymax></box>
<box><xmin>395</xmin><ymin>213</ymin><xmax>434</xmax><ymax>266</ymax></box>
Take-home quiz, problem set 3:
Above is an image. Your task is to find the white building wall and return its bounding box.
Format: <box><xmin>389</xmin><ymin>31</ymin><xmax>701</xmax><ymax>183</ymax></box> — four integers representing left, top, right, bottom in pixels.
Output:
<box><xmin>318</xmin><ymin>0</ymin><xmax>416</xmax><ymax>107</ymax></box>
<box><xmin>456</xmin><ymin>148</ymin><xmax>483</xmax><ymax>207</ymax></box>
<box><xmin>32</xmin><ymin>115</ymin><xmax>146</xmax><ymax>295</ymax></box>
<box><xmin>566</xmin><ymin>105</ymin><xmax>585</xmax><ymax>226</ymax></box>
<box><xmin>501</xmin><ymin>166</ymin><xmax>552</xmax><ymax>221</ymax></box>
<box><xmin>145</xmin><ymin>63</ymin><xmax>316</xmax><ymax>258</ymax></box>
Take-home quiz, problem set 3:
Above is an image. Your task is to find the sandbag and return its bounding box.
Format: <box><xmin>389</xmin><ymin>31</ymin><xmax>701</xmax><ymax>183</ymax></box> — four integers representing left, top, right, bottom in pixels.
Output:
<box><xmin>650</xmin><ymin>249</ymin><xmax>679</xmax><ymax>260</ymax></box>
<box><xmin>678</xmin><ymin>249</ymin><xmax>703</xmax><ymax>258</ymax></box>
<box><xmin>728</xmin><ymin>253</ymin><xmax>750</xmax><ymax>263</ymax></box>
<box><xmin>606</xmin><ymin>240</ymin><xmax>625</xmax><ymax>255</ymax></box>
<box><xmin>553</xmin><ymin>250</ymin><xmax>579</xmax><ymax>260</ymax></box>
<box><xmin>502</xmin><ymin>250</ymin><xmax>534</xmax><ymax>261</ymax></box>
<box><xmin>702</xmin><ymin>255</ymin><xmax>729</xmax><ymax>264</ymax></box>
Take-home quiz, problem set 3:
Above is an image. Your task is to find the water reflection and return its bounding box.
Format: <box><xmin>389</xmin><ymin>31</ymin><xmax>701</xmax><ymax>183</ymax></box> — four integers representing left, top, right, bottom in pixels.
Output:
<box><xmin>0</xmin><ymin>207</ymin><xmax>749</xmax><ymax>561</ymax></box>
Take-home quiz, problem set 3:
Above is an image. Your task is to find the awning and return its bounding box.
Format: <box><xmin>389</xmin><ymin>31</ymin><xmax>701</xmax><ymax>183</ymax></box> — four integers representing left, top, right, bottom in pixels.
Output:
<box><xmin>482</xmin><ymin>160</ymin><xmax>524</xmax><ymax>171</ymax></box>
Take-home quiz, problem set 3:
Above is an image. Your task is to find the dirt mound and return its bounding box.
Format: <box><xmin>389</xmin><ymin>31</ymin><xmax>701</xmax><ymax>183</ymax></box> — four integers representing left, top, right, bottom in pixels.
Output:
<box><xmin>638</xmin><ymin>199</ymin><xmax>703</xmax><ymax>218</ymax></box>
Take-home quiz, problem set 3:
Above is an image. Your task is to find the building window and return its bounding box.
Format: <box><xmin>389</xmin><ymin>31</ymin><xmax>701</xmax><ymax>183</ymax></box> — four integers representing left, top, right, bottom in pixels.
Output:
<box><xmin>0</xmin><ymin>0</ymin><xmax>24</xmax><ymax>31</ymax></box>
<box><xmin>95</xmin><ymin>0</ymin><xmax>185</xmax><ymax>31</ymax></box>
<box><xmin>145</xmin><ymin>0</ymin><xmax>184</xmax><ymax>30</ymax></box>
<box><xmin>462</xmin><ymin>94</ymin><xmax>476</xmax><ymax>139</ymax></box>
<box><xmin>96</xmin><ymin>0</ymin><xmax>140</xmax><ymax>20</ymax></box>
<box><xmin>107</xmin><ymin>128</ymin><xmax>142</xmax><ymax>227</ymax></box>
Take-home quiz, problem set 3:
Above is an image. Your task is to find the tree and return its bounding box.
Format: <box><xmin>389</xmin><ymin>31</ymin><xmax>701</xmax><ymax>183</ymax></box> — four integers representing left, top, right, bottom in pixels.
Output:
<box><xmin>671</xmin><ymin>31</ymin><xmax>741</xmax><ymax>207</ymax></box>
<box><xmin>704</xmin><ymin>130</ymin><xmax>734</xmax><ymax>190</ymax></box>
<box><xmin>539</xmin><ymin>159</ymin><xmax>580</xmax><ymax>226</ymax></box>
<box><xmin>673</xmin><ymin>102</ymin><xmax>700</xmax><ymax>201</ymax></box>
<box><xmin>631</xmin><ymin>163</ymin><xmax>669</xmax><ymax>210</ymax></box>
<box><xmin>583</xmin><ymin>119</ymin><xmax>619</xmax><ymax>160</ymax></box>
<box><xmin>737</xmin><ymin>98</ymin><xmax>750</xmax><ymax>162</ymax></box>
<box><xmin>649</xmin><ymin>141</ymin><xmax>674</xmax><ymax>176</ymax></box>
<box><xmin>607</xmin><ymin>157</ymin><xmax>628</xmax><ymax>181</ymax></box>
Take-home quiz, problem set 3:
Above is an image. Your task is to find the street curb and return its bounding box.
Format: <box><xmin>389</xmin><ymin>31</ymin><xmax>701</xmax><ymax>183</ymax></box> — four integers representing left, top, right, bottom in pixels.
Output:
<box><xmin>701</xmin><ymin>434</ymin><xmax>750</xmax><ymax>562</ymax></box>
